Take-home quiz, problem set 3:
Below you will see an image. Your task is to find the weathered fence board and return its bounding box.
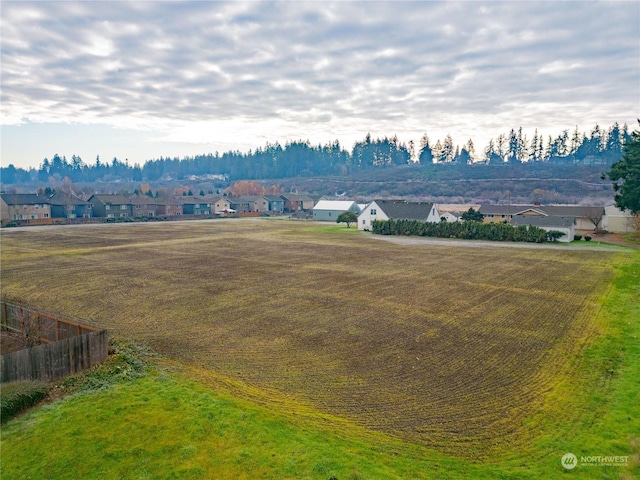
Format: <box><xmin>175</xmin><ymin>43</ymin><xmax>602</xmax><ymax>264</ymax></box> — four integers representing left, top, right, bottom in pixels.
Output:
<box><xmin>0</xmin><ymin>300</ymin><xmax>108</xmax><ymax>383</ymax></box>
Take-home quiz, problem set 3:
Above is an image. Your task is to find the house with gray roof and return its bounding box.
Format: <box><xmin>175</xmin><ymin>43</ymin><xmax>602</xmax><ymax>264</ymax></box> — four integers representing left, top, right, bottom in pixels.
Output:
<box><xmin>0</xmin><ymin>193</ymin><xmax>51</xmax><ymax>224</ymax></box>
<box><xmin>264</xmin><ymin>195</ymin><xmax>285</xmax><ymax>213</ymax></box>
<box><xmin>281</xmin><ymin>193</ymin><xmax>314</xmax><ymax>212</ymax></box>
<box><xmin>358</xmin><ymin>200</ymin><xmax>440</xmax><ymax>231</ymax></box>
<box><xmin>479</xmin><ymin>204</ymin><xmax>604</xmax><ymax>232</ymax></box>
<box><xmin>48</xmin><ymin>192</ymin><xmax>92</xmax><ymax>219</ymax></box>
<box><xmin>312</xmin><ymin>200</ymin><xmax>360</xmax><ymax>221</ymax></box>
<box><xmin>88</xmin><ymin>194</ymin><xmax>133</xmax><ymax>218</ymax></box>
<box><xmin>510</xmin><ymin>215</ymin><xmax>575</xmax><ymax>242</ymax></box>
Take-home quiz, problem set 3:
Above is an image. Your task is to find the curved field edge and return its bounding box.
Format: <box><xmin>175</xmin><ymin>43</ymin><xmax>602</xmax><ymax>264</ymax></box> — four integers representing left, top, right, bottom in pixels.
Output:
<box><xmin>0</xmin><ymin>256</ymin><xmax>637</xmax><ymax>479</ymax></box>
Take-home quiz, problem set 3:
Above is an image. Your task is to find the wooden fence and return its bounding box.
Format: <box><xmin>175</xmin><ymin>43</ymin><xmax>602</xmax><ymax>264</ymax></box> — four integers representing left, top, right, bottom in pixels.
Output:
<box><xmin>0</xmin><ymin>300</ymin><xmax>108</xmax><ymax>383</ymax></box>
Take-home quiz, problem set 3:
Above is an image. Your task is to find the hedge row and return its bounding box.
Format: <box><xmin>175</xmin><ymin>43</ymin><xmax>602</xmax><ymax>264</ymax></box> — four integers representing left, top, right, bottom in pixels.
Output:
<box><xmin>0</xmin><ymin>380</ymin><xmax>48</xmax><ymax>422</ymax></box>
<box><xmin>372</xmin><ymin>219</ymin><xmax>564</xmax><ymax>243</ymax></box>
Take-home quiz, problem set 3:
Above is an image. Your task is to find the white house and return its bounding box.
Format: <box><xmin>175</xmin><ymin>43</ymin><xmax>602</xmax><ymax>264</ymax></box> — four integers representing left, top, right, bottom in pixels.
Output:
<box><xmin>312</xmin><ymin>200</ymin><xmax>360</xmax><ymax>221</ymax></box>
<box><xmin>439</xmin><ymin>211</ymin><xmax>461</xmax><ymax>222</ymax></box>
<box><xmin>603</xmin><ymin>205</ymin><xmax>636</xmax><ymax>233</ymax></box>
<box><xmin>358</xmin><ymin>200</ymin><xmax>440</xmax><ymax>231</ymax></box>
<box><xmin>510</xmin><ymin>215</ymin><xmax>575</xmax><ymax>242</ymax></box>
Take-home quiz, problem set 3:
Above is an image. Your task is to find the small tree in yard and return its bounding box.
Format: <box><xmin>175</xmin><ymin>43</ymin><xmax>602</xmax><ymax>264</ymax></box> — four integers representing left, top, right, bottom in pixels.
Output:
<box><xmin>585</xmin><ymin>206</ymin><xmax>605</xmax><ymax>234</ymax></box>
<box><xmin>461</xmin><ymin>208</ymin><xmax>484</xmax><ymax>222</ymax></box>
<box><xmin>337</xmin><ymin>211</ymin><xmax>358</xmax><ymax>228</ymax></box>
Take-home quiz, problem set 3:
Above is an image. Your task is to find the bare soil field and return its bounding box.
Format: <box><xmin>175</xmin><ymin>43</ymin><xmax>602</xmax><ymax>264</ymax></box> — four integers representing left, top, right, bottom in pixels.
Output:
<box><xmin>0</xmin><ymin>219</ymin><xmax>621</xmax><ymax>455</ymax></box>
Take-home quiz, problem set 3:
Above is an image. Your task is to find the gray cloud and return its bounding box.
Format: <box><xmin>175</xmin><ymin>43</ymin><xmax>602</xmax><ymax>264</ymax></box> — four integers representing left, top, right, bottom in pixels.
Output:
<box><xmin>1</xmin><ymin>0</ymin><xmax>638</xmax><ymax>165</ymax></box>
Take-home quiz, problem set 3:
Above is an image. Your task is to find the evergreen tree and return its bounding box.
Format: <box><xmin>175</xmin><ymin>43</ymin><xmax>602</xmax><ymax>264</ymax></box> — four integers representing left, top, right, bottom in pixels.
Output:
<box><xmin>432</xmin><ymin>139</ymin><xmax>444</xmax><ymax>163</ymax></box>
<box><xmin>604</xmin><ymin>122</ymin><xmax>640</xmax><ymax>214</ymax></box>
<box><xmin>442</xmin><ymin>134</ymin><xmax>455</xmax><ymax>162</ymax></box>
<box><xmin>418</xmin><ymin>133</ymin><xmax>434</xmax><ymax>164</ymax></box>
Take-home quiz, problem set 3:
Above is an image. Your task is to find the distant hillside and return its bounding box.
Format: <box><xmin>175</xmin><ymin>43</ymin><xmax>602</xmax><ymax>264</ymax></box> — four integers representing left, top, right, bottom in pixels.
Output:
<box><xmin>1</xmin><ymin>162</ymin><xmax>613</xmax><ymax>205</ymax></box>
<box><xmin>273</xmin><ymin>163</ymin><xmax>613</xmax><ymax>204</ymax></box>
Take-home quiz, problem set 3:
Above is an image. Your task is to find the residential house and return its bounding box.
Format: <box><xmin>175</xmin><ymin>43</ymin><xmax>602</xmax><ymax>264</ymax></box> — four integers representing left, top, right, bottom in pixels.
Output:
<box><xmin>358</xmin><ymin>200</ymin><xmax>440</xmax><ymax>231</ymax></box>
<box><xmin>182</xmin><ymin>197</ymin><xmax>212</xmax><ymax>215</ymax></box>
<box><xmin>479</xmin><ymin>204</ymin><xmax>604</xmax><ymax>232</ymax></box>
<box><xmin>157</xmin><ymin>199</ymin><xmax>183</xmax><ymax>217</ymax></box>
<box><xmin>0</xmin><ymin>193</ymin><xmax>51</xmax><ymax>223</ymax></box>
<box><xmin>439</xmin><ymin>211</ymin><xmax>460</xmax><ymax>223</ymax></box>
<box><xmin>312</xmin><ymin>200</ymin><xmax>360</xmax><ymax>221</ymax></box>
<box><xmin>230</xmin><ymin>196</ymin><xmax>269</xmax><ymax>213</ymax></box>
<box><xmin>264</xmin><ymin>195</ymin><xmax>285</xmax><ymax>213</ymax></box>
<box><xmin>603</xmin><ymin>205</ymin><xmax>636</xmax><ymax>233</ymax></box>
<box><xmin>130</xmin><ymin>196</ymin><xmax>161</xmax><ymax>218</ymax></box>
<box><xmin>281</xmin><ymin>193</ymin><xmax>314</xmax><ymax>212</ymax></box>
<box><xmin>88</xmin><ymin>194</ymin><xmax>133</xmax><ymax>218</ymax></box>
<box><xmin>212</xmin><ymin>196</ymin><xmax>234</xmax><ymax>214</ymax></box>
<box><xmin>229</xmin><ymin>198</ymin><xmax>251</xmax><ymax>213</ymax></box>
<box><xmin>438</xmin><ymin>204</ymin><xmax>481</xmax><ymax>222</ymax></box>
<box><xmin>48</xmin><ymin>192</ymin><xmax>92</xmax><ymax>219</ymax></box>
<box><xmin>510</xmin><ymin>215</ymin><xmax>575</xmax><ymax>242</ymax></box>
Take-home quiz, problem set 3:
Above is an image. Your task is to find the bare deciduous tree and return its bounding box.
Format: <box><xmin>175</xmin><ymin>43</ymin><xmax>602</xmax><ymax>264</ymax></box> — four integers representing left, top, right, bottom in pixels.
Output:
<box><xmin>585</xmin><ymin>206</ymin><xmax>605</xmax><ymax>234</ymax></box>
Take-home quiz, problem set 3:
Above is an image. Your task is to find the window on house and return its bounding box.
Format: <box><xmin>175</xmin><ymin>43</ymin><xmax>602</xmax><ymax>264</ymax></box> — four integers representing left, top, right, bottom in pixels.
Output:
<box><xmin>44</xmin><ymin>213</ymin><xmax>49</xmax><ymax>218</ymax></box>
<box><xmin>105</xmin><ymin>205</ymin><xmax>110</xmax><ymax>210</ymax></box>
<box><xmin>371</xmin><ymin>209</ymin><xmax>377</xmax><ymax>215</ymax></box>
<box><xmin>362</xmin><ymin>220</ymin><xmax>366</xmax><ymax>224</ymax></box>
<box><xmin>121</xmin><ymin>205</ymin><xmax>127</xmax><ymax>210</ymax></box>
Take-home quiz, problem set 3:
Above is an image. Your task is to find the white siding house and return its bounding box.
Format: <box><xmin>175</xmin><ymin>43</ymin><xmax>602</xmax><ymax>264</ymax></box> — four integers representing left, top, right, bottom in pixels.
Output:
<box><xmin>358</xmin><ymin>200</ymin><xmax>440</xmax><ymax>231</ymax></box>
<box><xmin>312</xmin><ymin>200</ymin><xmax>360</xmax><ymax>221</ymax></box>
<box><xmin>603</xmin><ymin>205</ymin><xmax>635</xmax><ymax>233</ymax></box>
<box><xmin>510</xmin><ymin>215</ymin><xmax>576</xmax><ymax>242</ymax></box>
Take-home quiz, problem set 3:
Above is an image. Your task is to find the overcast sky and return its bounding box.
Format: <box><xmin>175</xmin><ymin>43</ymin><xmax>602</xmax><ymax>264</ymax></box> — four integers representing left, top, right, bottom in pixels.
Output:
<box><xmin>1</xmin><ymin>1</ymin><xmax>638</xmax><ymax>170</ymax></box>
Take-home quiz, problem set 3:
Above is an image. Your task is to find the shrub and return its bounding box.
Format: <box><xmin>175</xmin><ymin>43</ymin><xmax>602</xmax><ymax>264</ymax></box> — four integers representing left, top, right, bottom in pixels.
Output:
<box><xmin>0</xmin><ymin>380</ymin><xmax>48</xmax><ymax>422</ymax></box>
<box><xmin>545</xmin><ymin>230</ymin><xmax>565</xmax><ymax>242</ymax></box>
<box><xmin>574</xmin><ymin>235</ymin><xmax>582</xmax><ymax>241</ymax></box>
<box><xmin>584</xmin><ymin>235</ymin><xmax>592</xmax><ymax>241</ymax></box>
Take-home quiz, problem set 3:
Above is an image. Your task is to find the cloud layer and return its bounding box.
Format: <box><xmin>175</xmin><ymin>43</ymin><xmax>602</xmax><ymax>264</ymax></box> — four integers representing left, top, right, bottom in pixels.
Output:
<box><xmin>1</xmin><ymin>1</ymin><xmax>638</xmax><ymax>167</ymax></box>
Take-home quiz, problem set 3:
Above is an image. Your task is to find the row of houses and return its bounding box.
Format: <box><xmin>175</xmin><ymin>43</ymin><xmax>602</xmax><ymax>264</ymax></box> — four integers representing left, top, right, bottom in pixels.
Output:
<box><xmin>0</xmin><ymin>192</ymin><xmax>315</xmax><ymax>223</ymax></box>
<box><xmin>1</xmin><ymin>193</ymin><xmax>634</xmax><ymax>242</ymax></box>
<box><xmin>352</xmin><ymin>201</ymin><xmax>634</xmax><ymax>242</ymax></box>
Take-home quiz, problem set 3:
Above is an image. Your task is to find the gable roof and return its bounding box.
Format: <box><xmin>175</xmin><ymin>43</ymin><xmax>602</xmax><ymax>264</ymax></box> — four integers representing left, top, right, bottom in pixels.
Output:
<box><xmin>281</xmin><ymin>193</ymin><xmax>314</xmax><ymax>202</ymax></box>
<box><xmin>511</xmin><ymin>215</ymin><xmax>575</xmax><ymax>228</ymax></box>
<box><xmin>48</xmin><ymin>192</ymin><xmax>90</xmax><ymax>206</ymax></box>
<box><xmin>232</xmin><ymin>195</ymin><xmax>266</xmax><ymax>203</ymax></box>
<box><xmin>373</xmin><ymin>199</ymin><xmax>435</xmax><ymax>221</ymax></box>
<box><xmin>89</xmin><ymin>194</ymin><xmax>131</xmax><ymax>205</ymax></box>
<box><xmin>512</xmin><ymin>207</ymin><xmax>548</xmax><ymax>216</ymax></box>
<box><xmin>263</xmin><ymin>195</ymin><xmax>285</xmax><ymax>202</ymax></box>
<box><xmin>0</xmin><ymin>193</ymin><xmax>46</xmax><ymax>205</ymax></box>
<box><xmin>313</xmin><ymin>200</ymin><xmax>357</xmax><ymax>211</ymax></box>
<box><xmin>479</xmin><ymin>204</ymin><xmax>604</xmax><ymax>217</ymax></box>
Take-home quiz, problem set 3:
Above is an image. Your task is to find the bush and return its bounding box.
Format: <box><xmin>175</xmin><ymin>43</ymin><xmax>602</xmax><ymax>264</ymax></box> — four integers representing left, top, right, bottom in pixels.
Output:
<box><xmin>584</xmin><ymin>235</ymin><xmax>592</xmax><ymax>241</ymax></box>
<box><xmin>574</xmin><ymin>235</ymin><xmax>582</xmax><ymax>241</ymax></box>
<box><xmin>0</xmin><ymin>380</ymin><xmax>48</xmax><ymax>422</ymax></box>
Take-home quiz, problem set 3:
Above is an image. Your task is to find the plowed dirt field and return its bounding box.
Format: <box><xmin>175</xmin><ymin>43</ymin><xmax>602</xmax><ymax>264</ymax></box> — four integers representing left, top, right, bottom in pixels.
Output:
<box><xmin>0</xmin><ymin>219</ymin><xmax>619</xmax><ymax>454</ymax></box>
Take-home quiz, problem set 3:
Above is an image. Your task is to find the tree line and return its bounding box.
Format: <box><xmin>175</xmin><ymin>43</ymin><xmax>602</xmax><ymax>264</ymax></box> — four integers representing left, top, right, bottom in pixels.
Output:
<box><xmin>0</xmin><ymin>122</ymin><xmax>631</xmax><ymax>185</ymax></box>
